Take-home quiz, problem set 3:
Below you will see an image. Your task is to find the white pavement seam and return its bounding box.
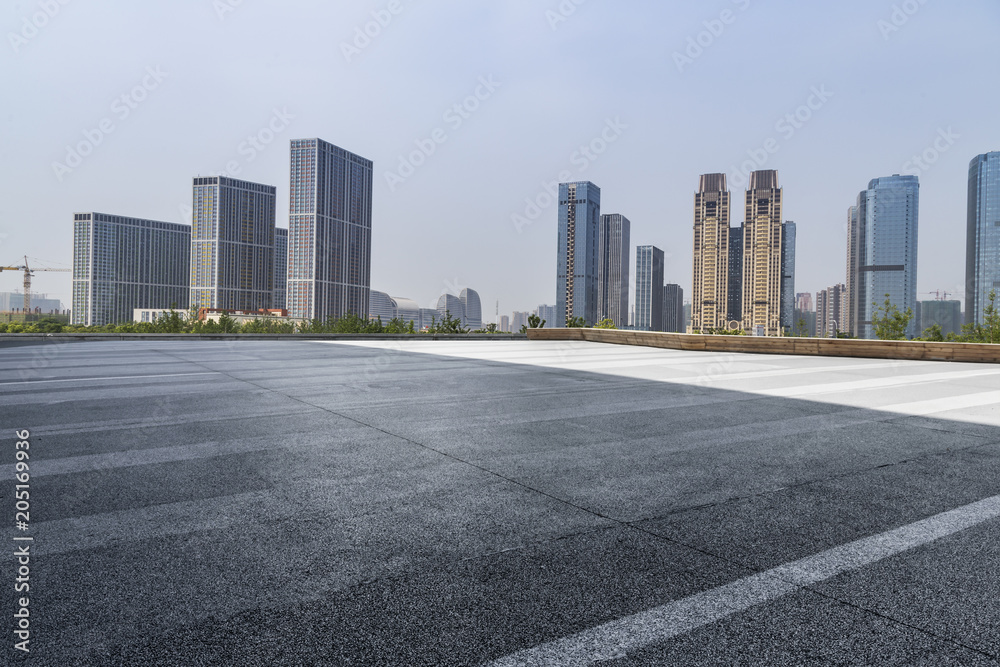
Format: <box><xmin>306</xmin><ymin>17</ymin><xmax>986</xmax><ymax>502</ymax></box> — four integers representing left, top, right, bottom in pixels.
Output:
<box><xmin>0</xmin><ymin>371</ymin><xmax>220</xmax><ymax>387</ymax></box>
<box><xmin>486</xmin><ymin>494</ymin><xmax>1000</xmax><ymax>666</ymax></box>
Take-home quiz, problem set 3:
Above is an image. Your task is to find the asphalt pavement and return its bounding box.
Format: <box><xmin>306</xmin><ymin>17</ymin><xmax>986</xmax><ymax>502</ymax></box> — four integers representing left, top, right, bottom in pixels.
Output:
<box><xmin>1</xmin><ymin>338</ymin><xmax>998</xmax><ymax>665</ymax></box>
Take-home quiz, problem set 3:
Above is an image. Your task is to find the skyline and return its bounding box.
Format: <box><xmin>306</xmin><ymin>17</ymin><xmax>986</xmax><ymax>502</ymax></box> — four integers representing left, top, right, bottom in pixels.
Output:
<box><xmin>3</xmin><ymin>1</ymin><xmax>999</xmax><ymax>314</ymax></box>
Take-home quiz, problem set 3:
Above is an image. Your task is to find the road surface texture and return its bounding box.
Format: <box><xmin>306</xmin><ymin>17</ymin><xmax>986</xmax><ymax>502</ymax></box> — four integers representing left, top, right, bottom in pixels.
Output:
<box><xmin>1</xmin><ymin>338</ymin><xmax>999</xmax><ymax>665</ymax></box>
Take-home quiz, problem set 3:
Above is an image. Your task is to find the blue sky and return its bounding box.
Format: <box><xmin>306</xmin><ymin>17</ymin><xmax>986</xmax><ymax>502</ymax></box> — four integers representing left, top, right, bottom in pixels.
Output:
<box><xmin>2</xmin><ymin>0</ymin><xmax>998</xmax><ymax>318</ymax></box>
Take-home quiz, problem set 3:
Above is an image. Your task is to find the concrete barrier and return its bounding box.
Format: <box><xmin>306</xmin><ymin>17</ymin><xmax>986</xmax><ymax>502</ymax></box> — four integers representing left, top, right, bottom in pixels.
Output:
<box><xmin>0</xmin><ymin>333</ymin><xmax>528</xmax><ymax>346</ymax></box>
<box><xmin>525</xmin><ymin>328</ymin><xmax>1000</xmax><ymax>364</ymax></box>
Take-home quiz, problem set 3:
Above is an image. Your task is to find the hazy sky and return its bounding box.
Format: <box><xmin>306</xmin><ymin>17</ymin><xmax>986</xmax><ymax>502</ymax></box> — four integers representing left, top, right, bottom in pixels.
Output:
<box><xmin>3</xmin><ymin>0</ymin><xmax>998</xmax><ymax>318</ymax></box>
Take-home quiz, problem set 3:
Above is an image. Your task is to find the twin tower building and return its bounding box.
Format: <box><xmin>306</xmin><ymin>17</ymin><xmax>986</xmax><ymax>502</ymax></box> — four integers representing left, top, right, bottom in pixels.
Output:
<box><xmin>72</xmin><ymin>139</ymin><xmax>373</xmax><ymax>327</ymax></box>
<box><xmin>556</xmin><ymin>171</ymin><xmax>795</xmax><ymax>335</ymax></box>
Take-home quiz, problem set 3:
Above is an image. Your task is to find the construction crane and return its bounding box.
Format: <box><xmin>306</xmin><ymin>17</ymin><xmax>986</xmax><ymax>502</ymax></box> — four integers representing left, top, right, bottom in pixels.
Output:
<box><xmin>0</xmin><ymin>257</ymin><xmax>72</xmax><ymax>314</ymax></box>
<box><xmin>921</xmin><ymin>290</ymin><xmax>953</xmax><ymax>301</ymax></box>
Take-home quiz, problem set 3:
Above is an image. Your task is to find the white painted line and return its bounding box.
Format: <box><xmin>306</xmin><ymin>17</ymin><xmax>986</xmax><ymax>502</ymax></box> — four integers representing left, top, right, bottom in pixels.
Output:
<box><xmin>0</xmin><ymin>372</ymin><xmax>220</xmax><ymax>387</ymax></box>
<box><xmin>488</xmin><ymin>494</ymin><xmax>1000</xmax><ymax>666</ymax></box>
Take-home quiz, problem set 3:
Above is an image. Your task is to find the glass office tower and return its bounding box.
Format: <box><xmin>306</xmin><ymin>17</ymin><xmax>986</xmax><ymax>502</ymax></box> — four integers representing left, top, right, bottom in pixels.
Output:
<box><xmin>635</xmin><ymin>245</ymin><xmax>665</xmax><ymax>332</ymax></box>
<box><xmin>556</xmin><ymin>181</ymin><xmax>601</xmax><ymax>326</ymax></box>
<box><xmin>857</xmin><ymin>175</ymin><xmax>920</xmax><ymax>339</ymax></box>
<box><xmin>287</xmin><ymin>138</ymin><xmax>373</xmax><ymax>321</ymax></box>
<box><xmin>966</xmin><ymin>152</ymin><xmax>1000</xmax><ymax>326</ymax></box>
<box><xmin>598</xmin><ymin>213</ymin><xmax>630</xmax><ymax>328</ymax></box>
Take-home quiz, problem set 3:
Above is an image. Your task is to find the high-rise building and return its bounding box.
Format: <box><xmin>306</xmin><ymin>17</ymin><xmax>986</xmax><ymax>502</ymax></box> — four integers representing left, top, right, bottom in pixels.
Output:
<box><xmin>500</xmin><ymin>315</ymin><xmax>510</xmax><ymax>332</ymax></box>
<box><xmin>966</xmin><ymin>152</ymin><xmax>1000</xmax><ymax>326</ymax></box>
<box><xmin>460</xmin><ymin>288</ymin><xmax>482</xmax><ymax>330</ymax></box>
<box><xmin>795</xmin><ymin>292</ymin><xmax>813</xmax><ymax>312</ymax></box>
<box><xmin>726</xmin><ymin>226</ymin><xmax>743</xmax><ymax>324</ymax></box>
<box><xmin>437</xmin><ymin>293</ymin><xmax>464</xmax><ymax>324</ymax></box>
<box><xmin>851</xmin><ymin>175</ymin><xmax>920</xmax><ymax>339</ymax></box>
<box><xmin>635</xmin><ymin>245</ymin><xmax>664</xmax><ymax>332</ymax></box>
<box><xmin>273</xmin><ymin>227</ymin><xmax>288</xmax><ymax>310</ymax></box>
<box><xmin>536</xmin><ymin>304</ymin><xmax>557</xmax><ymax>328</ymax></box>
<box><xmin>662</xmin><ymin>284</ymin><xmax>684</xmax><ymax>333</ymax></box>
<box><xmin>287</xmin><ymin>138</ymin><xmax>373</xmax><ymax>321</ymax></box>
<box><xmin>919</xmin><ymin>300</ymin><xmax>963</xmax><ymax>337</ymax></box>
<box><xmin>190</xmin><ymin>176</ymin><xmax>276</xmax><ymax>312</ymax></box>
<box><xmin>512</xmin><ymin>311</ymin><xmax>530</xmax><ymax>331</ymax></box>
<box><xmin>816</xmin><ymin>283</ymin><xmax>847</xmax><ymax>337</ymax></box>
<box><xmin>691</xmin><ymin>174</ymin><xmax>731</xmax><ymax>332</ymax></box>
<box><xmin>780</xmin><ymin>221</ymin><xmax>796</xmax><ymax>331</ymax></box>
<box><xmin>598</xmin><ymin>213</ymin><xmax>630</xmax><ymax>327</ymax></box>
<box><xmin>556</xmin><ymin>181</ymin><xmax>600</xmax><ymax>326</ymax></box>
<box><xmin>742</xmin><ymin>170</ymin><xmax>783</xmax><ymax>336</ymax></box>
<box><xmin>72</xmin><ymin>213</ymin><xmax>190</xmax><ymax>327</ymax></box>
<box><xmin>846</xmin><ymin>204</ymin><xmax>860</xmax><ymax>335</ymax></box>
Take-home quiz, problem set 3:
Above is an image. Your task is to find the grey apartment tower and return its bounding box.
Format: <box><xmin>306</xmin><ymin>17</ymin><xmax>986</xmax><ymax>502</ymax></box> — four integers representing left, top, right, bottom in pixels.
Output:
<box><xmin>966</xmin><ymin>151</ymin><xmax>1000</xmax><ymax>326</ymax></box>
<box><xmin>780</xmin><ymin>221</ymin><xmax>796</xmax><ymax>330</ymax></box>
<box><xmin>72</xmin><ymin>213</ymin><xmax>190</xmax><ymax>326</ymax></box>
<box><xmin>190</xmin><ymin>176</ymin><xmax>276</xmax><ymax>312</ymax></box>
<box><xmin>287</xmin><ymin>138</ymin><xmax>373</xmax><ymax>321</ymax></box>
<box><xmin>598</xmin><ymin>213</ymin><xmax>630</xmax><ymax>328</ymax></box>
<box><xmin>556</xmin><ymin>181</ymin><xmax>600</xmax><ymax>326</ymax></box>
<box><xmin>273</xmin><ymin>227</ymin><xmax>288</xmax><ymax>310</ymax></box>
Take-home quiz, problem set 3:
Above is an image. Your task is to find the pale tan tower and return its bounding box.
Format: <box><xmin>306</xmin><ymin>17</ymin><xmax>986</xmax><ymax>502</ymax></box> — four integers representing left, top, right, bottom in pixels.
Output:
<box><xmin>741</xmin><ymin>170</ymin><xmax>783</xmax><ymax>335</ymax></box>
<box><xmin>690</xmin><ymin>174</ymin><xmax>731</xmax><ymax>332</ymax></box>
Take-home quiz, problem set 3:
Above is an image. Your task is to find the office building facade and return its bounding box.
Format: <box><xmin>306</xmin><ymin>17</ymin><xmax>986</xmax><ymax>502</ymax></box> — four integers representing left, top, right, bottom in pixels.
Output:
<box><xmin>726</xmin><ymin>226</ymin><xmax>743</xmax><ymax>324</ymax></box>
<box><xmin>662</xmin><ymin>284</ymin><xmax>684</xmax><ymax>333</ymax></box>
<box><xmin>742</xmin><ymin>170</ymin><xmax>783</xmax><ymax>336</ymax></box>
<box><xmin>846</xmin><ymin>204</ymin><xmax>861</xmax><ymax>335</ymax></box>
<box><xmin>780</xmin><ymin>221</ymin><xmax>796</xmax><ymax>331</ymax></box>
<box><xmin>536</xmin><ymin>304</ymin><xmax>557</xmax><ymax>328</ymax></box>
<box><xmin>635</xmin><ymin>245</ymin><xmax>664</xmax><ymax>331</ymax></box>
<box><xmin>72</xmin><ymin>213</ymin><xmax>190</xmax><ymax>327</ymax></box>
<box><xmin>691</xmin><ymin>174</ymin><xmax>731</xmax><ymax>332</ymax></box>
<box><xmin>273</xmin><ymin>227</ymin><xmax>288</xmax><ymax>310</ymax></box>
<box><xmin>190</xmin><ymin>176</ymin><xmax>276</xmax><ymax>312</ymax></box>
<box><xmin>966</xmin><ymin>152</ymin><xmax>1000</xmax><ymax>326</ymax></box>
<box><xmin>919</xmin><ymin>299</ymin><xmax>963</xmax><ymax>337</ymax></box>
<box><xmin>853</xmin><ymin>175</ymin><xmax>920</xmax><ymax>339</ymax></box>
<box><xmin>598</xmin><ymin>213</ymin><xmax>630</xmax><ymax>327</ymax></box>
<box><xmin>460</xmin><ymin>288</ymin><xmax>482</xmax><ymax>330</ymax></box>
<box><xmin>287</xmin><ymin>138</ymin><xmax>373</xmax><ymax>321</ymax></box>
<box><xmin>556</xmin><ymin>181</ymin><xmax>600</xmax><ymax>326</ymax></box>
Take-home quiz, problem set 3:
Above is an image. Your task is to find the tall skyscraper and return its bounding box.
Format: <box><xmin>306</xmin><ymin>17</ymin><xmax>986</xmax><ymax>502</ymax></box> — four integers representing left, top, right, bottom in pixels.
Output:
<box><xmin>556</xmin><ymin>181</ymin><xmax>600</xmax><ymax>326</ymax></box>
<box><xmin>460</xmin><ymin>288</ymin><xmax>482</xmax><ymax>329</ymax></box>
<box><xmin>635</xmin><ymin>245</ymin><xmax>664</xmax><ymax>331</ymax></box>
<box><xmin>662</xmin><ymin>284</ymin><xmax>684</xmax><ymax>333</ymax></box>
<box><xmin>845</xmin><ymin>204</ymin><xmax>860</xmax><ymax>335</ymax></box>
<box><xmin>597</xmin><ymin>213</ymin><xmax>630</xmax><ymax>327</ymax></box>
<box><xmin>691</xmin><ymin>174</ymin><xmax>731</xmax><ymax>332</ymax></box>
<box><xmin>287</xmin><ymin>138</ymin><xmax>373</xmax><ymax>321</ymax></box>
<box><xmin>190</xmin><ymin>176</ymin><xmax>276</xmax><ymax>312</ymax></box>
<box><xmin>726</xmin><ymin>226</ymin><xmax>743</xmax><ymax>324</ymax></box>
<box><xmin>273</xmin><ymin>227</ymin><xmax>288</xmax><ymax>310</ymax></box>
<box><xmin>966</xmin><ymin>151</ymin><xmax>1000</xmax><ymax>325</ymax></box>
<box><xmin>72</xmin><ymin>213</ymin><xmax>190</xmax><ymax>326</ymax></box>
<box><xmin>742</xmin><ymin>170</ymin><xmax>783</xmax><ymax>336</ymax></box>
<box><xmin>852</xmin><ymin>175</ymin><xmax>920</xmax><ymax>339</ymax></box>
<box><xmin>598</xmin><ymin>213</ymin><xmax>630</xmax><ymax>327</ymax></box>
<box><xmin>780</xmin><ymin>221</ymin><xmax>796</xmax><ymax>331</ymax></box>
<box><xmin>500</xmin><ymin>315</ymin><xmax>510</xmax><ymax>332</ymax></box>
<box><xmin>536</xmin><ymin>304</ymin><xmax>557</xmax><ymax>328</ymax></box>
<box><xmin>816</xmin><ymin>283</ymin><xmax>848</xmax><ymax>337</ymax></box>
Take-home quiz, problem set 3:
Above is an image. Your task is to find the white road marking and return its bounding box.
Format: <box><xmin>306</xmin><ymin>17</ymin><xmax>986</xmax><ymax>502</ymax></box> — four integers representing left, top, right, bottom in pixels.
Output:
<box><xmin>488</xmin><ymin>494</ymin><xmax>1000</xmax><ymax>666</ymax></box>
<box><xmin>0</xmin><ymin>371</ymin><xmax>220</xmax><ymax>387</ymax></box>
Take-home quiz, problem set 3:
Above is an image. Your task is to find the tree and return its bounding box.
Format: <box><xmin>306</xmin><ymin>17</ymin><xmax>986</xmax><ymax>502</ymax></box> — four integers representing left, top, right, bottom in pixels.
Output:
<box><xmin>528</xmin><ymin>313</ymin><xmax>545</xmax><ymax>329</ymax></box>
<box><xmin>593</xmin><ymin>318</ymin><xmax>617</xmax><ymax>329</ymax></box>
<box><xmin>565</xmin><ymin>316</ymin><xmax>586</xmax><ymax>328</ymax></box>
<box><xmin>428</xmin><ymin>310</ymin><xmax>468</xmax><ymax>334</ymax></box>
<box><xmin>918</xmin><ymin>324</ymin><xmax>944</xmax><ymax>342</ymax></box>
<box><xmin>870</xmin><ymin>294</ymin><xmax>913</xmax><ymax>340</ymax></box>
